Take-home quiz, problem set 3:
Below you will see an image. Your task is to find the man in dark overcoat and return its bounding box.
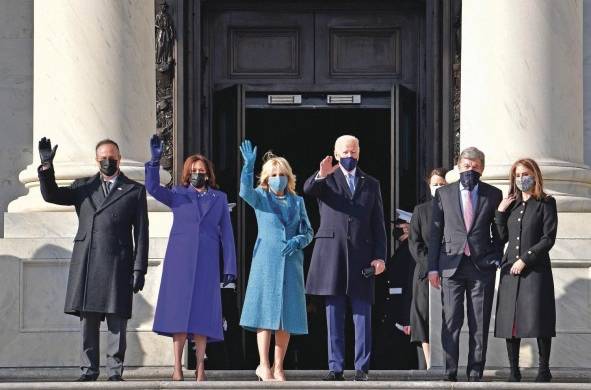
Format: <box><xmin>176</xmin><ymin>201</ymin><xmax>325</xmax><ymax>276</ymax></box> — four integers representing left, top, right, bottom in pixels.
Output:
<box><xmin>427</xmin><ymin>147</ymin><xmax>502</xmax><ymax>382</ymax></box>
<box><xmin>304</xmin><ymin>135</ymin><xmax>387</xmax><ymax>381</ymax></box>
<box><xmin>37</xmin><ymin>137</ymin><xmax>149</xmax><ymax>381</ymax></box>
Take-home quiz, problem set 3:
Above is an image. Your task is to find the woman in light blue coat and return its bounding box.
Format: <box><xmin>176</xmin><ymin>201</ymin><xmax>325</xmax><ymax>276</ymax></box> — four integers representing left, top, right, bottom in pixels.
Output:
<box><xmin>239</xmin><ymin>140</ymin><xmax>313</xmax><ymax>381</ymax></box>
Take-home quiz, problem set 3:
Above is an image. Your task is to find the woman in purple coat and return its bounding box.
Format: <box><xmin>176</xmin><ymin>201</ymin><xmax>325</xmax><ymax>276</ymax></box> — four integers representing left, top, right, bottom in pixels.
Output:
<box><xmin>145</xmin><ymin>135</ymin><xmax>237</xmax><ymax>381</ymax></box>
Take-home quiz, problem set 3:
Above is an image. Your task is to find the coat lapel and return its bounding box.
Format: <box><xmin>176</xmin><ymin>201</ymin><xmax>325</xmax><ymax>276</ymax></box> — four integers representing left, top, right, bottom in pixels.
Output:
<box><xmin>333</xmin><ymin>167</ymin><xmax>353</xmax><ymax>199</ymax></box>
<box><xmin>199</xmin><ymin>189</ymin><xmax>219</xmax><ymax>219</ymax></box>
<box><xmin>86</xmin><ymin>174</ymin><xmax>103</xmax><ymax>211</ymax></box>
<box><xmin>352</xmin><ymin>169</ymin><xmax>366</xmax><ymax>200</ymax></box>
<box><xmin>96</xmin><ymin>174</ymin><xmax>134</xmax><ymax>213</ymax></box>
<box><xmin>452</xmin><ymin>182</ymin><xmax>466</xmax><ymax>230</ymax></box>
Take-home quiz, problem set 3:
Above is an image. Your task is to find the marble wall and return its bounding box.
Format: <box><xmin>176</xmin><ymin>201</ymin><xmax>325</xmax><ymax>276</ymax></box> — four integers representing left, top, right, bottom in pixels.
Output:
<box><xmin>0</xmin><ymin>0</ymin><xmax>33</xmax><ymax>236</ymax></box>
<box><xmin>585</xmin><ymin>0</ymin><xmax>591</xmax><ymax>165</ymax></box>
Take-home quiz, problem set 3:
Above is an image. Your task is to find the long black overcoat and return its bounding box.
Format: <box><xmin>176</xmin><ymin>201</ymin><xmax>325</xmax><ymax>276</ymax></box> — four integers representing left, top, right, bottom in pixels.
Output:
<box><xmin>494</xmin><ymin>195</ymin><xmax>557</xmax><ymax>338</ymax></box>
<box><xmin>38</xmin><ymin>167</ymin><xmax>149</xmax><ymax>318</ymax></box>
<box><xmin>303</xmin><ymin>168</ymin><xmax>387</xmax><ymax>302</ymax></box>
<box><xmin>408</xmin><ymin>200</ymin><xmax>431</xmax><ymax>343</ymax></box>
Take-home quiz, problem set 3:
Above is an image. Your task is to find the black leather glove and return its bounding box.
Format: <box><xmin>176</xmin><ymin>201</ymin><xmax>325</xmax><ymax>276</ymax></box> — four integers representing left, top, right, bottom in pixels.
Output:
<box><xmin>222</xmin><ymin>274</ymin><xmax>236</xmax><ymax>288</ymax></box>
<box><xmin>38</xmin><ymin>137</ymin><xmax>58</xmax><ymax>166</ymax></box>
<box><xmin>133</xmin><ymin>271</ymin><xmax>145</xmax><ymax>293</ymax></box>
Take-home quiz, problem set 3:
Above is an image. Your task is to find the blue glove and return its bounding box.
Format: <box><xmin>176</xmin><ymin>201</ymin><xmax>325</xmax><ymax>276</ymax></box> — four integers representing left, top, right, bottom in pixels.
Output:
<box><xmin>281</xmin><ymin>238</ymin><xmax>299</xmax><ymax>257</ymax></box>
<box><xmin>222</xmin><ymin>274</ymin><xmax>236</xmax><ymax>287</ymax></box>
<box><xmin>239</xmin><ymin>139</ymin><xmax>257</xmax><ymax>170</ymax></box>
<box><xmin>150</xmin><ymin>134</ymin><xmax>164</xmax><ymax>163</ymax></box>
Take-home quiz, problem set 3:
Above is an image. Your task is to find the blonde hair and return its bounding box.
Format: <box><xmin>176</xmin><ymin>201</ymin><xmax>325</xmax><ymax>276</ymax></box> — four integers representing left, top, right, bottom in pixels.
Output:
<box><xmin>258</xmin><ymin>151</ymin><xmax>297</xmax><ymax>194</ymax></box>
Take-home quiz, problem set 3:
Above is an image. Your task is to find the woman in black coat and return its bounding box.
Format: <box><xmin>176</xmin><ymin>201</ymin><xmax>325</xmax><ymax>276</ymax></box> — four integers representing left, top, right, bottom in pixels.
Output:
<box><xmin>408</xmin><ymin>168</ymin><xmax>447</xmax><ymax>369</ymax></box>
<box><xmin>495</xmin><ymin>158</ymin><xmax>558</xmax><ymax>382</ymax></box>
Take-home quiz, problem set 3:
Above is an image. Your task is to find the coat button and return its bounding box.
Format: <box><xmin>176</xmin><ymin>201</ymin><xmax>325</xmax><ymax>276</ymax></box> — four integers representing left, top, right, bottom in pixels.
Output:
<box><xmin>517</xmin><ymin>218</ymin><xmax>521</xmax><ymax>222</ymax></box>
<box><xmin>348</xmin><ymin>217</ymin><xmax>352</xmax><ymax>222</ymax></box>
<box><xmin>515</xmin><ymin>255</ymin><xmax>519</xmax><ymax>259</ymax></box>
<box><xmin>517</xmin><ymin>237</ymin><xmax>520</xmax><ymax>240</ymax></box>
<box><xmin>348</xmin><ymin>235</ymin><xmax>351</xmax><ymax>240</ymax></box>
<box><xmin>515</xmin><ymin>245</ymin><xmax>519</xmax><ymax>249</ymax></box>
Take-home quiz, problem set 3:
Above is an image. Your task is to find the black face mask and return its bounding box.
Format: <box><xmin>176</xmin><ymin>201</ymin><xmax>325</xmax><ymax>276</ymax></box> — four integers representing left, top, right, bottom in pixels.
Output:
<box><xmin>459</xmin><ymin>169</ymin><xmax>481</xmax><ymax>191</ymax></box>
<box><xmin>99</xmin><ymin>158</ymin><xmax>118</xmax><ymax>177</ymax></box>
<box><xmin>190</xmin><ymin>172</ymin><xmax>208</xmax><ymax>189</ymax></box>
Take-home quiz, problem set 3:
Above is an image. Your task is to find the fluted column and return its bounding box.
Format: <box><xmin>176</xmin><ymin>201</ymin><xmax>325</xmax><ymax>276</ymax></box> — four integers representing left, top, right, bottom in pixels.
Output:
<box><xmin>461</xmin><ymin>0</ymin><xmax>590</xmax><ymax>211</ymax></box>
<box><xmin>8</xmin><ymin>0</ymin><xmax>169</xmax><ymax>212</ymax></box>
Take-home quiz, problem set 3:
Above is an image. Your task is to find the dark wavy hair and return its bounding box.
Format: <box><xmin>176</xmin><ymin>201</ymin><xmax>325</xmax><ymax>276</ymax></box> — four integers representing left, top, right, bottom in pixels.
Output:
<box><xmin>181</xmin><ymin>154</ymin><xmax>217</xmax><ymax>188</ymax></box>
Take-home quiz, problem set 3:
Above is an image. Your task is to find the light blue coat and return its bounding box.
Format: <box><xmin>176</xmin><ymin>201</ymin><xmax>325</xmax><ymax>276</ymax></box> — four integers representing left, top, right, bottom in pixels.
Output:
<box><xmin>238</xmin><ymin>167</ymin><xmax>313</xmax><ymax>334</ymax></box>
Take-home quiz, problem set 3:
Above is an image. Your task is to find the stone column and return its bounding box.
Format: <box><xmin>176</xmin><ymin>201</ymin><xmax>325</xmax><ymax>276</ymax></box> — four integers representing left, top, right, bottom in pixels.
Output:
<box><xmin>461</xmin><ymin>0</ymin><xmax>590</xmax><ymax>211</ymax></box>
<box><xmin>8</xmin><ymin>0</ymin><xmax>169</xmax><ymax>212</ymax></box>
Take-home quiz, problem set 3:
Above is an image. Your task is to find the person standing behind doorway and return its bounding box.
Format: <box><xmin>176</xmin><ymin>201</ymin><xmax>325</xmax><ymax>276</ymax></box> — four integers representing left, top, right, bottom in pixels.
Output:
<box><xmin>494</xmin><ymin>158</ymin><xmax>557</xmax><ymax>383</ymax></box>
<box><xmin>146</xmin><ymin>135</ymin><xmax>237</xmax><ymax>382</ymax></box>
<box><xmin>37</xmin><ymin>137</ymin><xmax>149</xmax><ymax>382</ymax></box>
<box><xmin>427</xmin><ymin>147</ymin><xmax>502</xmax><ymax>382</ymax></box>
<box><xmin>238</xmin><ymin>140</ymin><xmax>314</xmax><ymax>382</ymax></box>
<box><xmin>304</xmin><ymin>135</ymin><xmax>387</xmax><ymax>382</ymax></box>
<box><xmin>408</xmin><ymin>168</ymin><xmax>447</xmax><ymax>369</ymax></box>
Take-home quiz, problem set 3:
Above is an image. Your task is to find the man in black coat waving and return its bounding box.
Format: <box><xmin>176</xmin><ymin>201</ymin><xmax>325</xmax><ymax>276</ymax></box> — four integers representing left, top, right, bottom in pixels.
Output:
<box><xmin>37</xmin><ymin>137</ymin><xmax>149</xmax><ymax>381</ymax></box>
<box><xmin>304</xmin><ymin>135</ymin><xmax>387</xmax><ymax>381</ymax></box>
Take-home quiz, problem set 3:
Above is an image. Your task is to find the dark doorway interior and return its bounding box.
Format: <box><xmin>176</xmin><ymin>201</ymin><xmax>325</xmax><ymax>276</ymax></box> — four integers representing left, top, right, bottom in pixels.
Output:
<box><xmin>207</xmin><ymin>85</ymin><xmax>419</xmax><ymax>370</ymax></box>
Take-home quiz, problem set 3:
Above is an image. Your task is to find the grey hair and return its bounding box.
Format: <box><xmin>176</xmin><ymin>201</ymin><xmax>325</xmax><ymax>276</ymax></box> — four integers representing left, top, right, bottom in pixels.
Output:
<box><xmin>458</xmin><ymin>146</ymin><xmax>485</xmax><ymax>167</ymax></box>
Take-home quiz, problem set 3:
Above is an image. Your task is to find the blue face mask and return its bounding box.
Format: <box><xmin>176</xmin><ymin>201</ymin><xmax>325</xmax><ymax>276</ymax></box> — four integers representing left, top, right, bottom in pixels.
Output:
<box><xmin>339</xmin><ymin>156</ymin><xmax>358</xmax><ymax>171</ymax></box>
<box><xmin>268</xmin><ymin>175</ymin><xmax>288</xmax><ymax>194</ymax></box>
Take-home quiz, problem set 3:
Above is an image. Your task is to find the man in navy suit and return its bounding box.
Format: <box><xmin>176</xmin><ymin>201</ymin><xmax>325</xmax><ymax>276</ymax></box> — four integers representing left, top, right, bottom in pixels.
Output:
<box><xmin>304</xmin><ymin>135</ymin><xmax>387</xmax><ymax>381</ymax></box>
<box><xmin>428</xmin><ymin>147</ymin><xmax>503</xmax><ymax>382</ymax></box>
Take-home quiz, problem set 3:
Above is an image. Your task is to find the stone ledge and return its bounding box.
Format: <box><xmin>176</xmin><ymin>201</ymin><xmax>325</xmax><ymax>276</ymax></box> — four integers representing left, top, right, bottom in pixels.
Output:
<box><xmin>1</xmin><ymin>368</ymin><xmax>591</xmax><ymax>384</ymax></box>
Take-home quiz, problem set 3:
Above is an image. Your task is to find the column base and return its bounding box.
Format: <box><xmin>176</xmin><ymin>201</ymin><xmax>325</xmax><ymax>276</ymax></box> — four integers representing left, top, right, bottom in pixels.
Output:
<box><xmin>8</xmin><ymin>161</ymin><xmax>172</xmax><ymax>212</ymax></box>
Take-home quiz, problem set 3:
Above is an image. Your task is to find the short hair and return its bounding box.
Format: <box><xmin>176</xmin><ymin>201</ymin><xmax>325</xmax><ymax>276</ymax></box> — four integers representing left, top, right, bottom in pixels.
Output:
<box><xmin>258</xmin><ymin>151</ymin><xmax>297</xmax><ymax>194</ymax></box>
<box><xmin>458</xmin><ymin>146</ymin><xmax>485</xmax><ymax>167</ymax></box>
<box><xmin>509</xmin><ymin>158</ymin><xmax>547</xmax><ymax>200</ymax></box>
<box><xmin>425</xmin><ymin>167</ymin><xmax>448</xmax><ymax>184</ymax></box>
<box><xmin>95</xmin><ymin>139</ymin><xmax>120</xmax><ymax>155</ymax></box>
<box><xmin>181</xmin><ymin>154</ymin><xmax>218</xmax><ymax>188</ymax></box>
<box><xmin>334</xmin><ymin>135</ymin><xmax>360</xmax><ymax>152</ymax></box>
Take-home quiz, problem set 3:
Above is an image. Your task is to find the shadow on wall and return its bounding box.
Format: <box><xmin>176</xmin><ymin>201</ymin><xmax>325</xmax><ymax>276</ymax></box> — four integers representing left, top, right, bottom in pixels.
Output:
<box><xmin>496</xmin><ymin>275</ymin><xmax>590</xmax><ymax>368</ymax></box>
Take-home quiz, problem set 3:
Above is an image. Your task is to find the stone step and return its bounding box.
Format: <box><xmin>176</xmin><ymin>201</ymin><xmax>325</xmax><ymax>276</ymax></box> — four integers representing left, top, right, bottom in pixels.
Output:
<box><xmin>0</xmin><ymin>368</ymin><xmax>591</xmax><ymax>387</ymax></box>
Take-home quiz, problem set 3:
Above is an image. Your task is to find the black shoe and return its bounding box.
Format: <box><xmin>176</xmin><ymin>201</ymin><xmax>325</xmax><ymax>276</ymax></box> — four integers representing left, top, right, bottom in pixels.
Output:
<box><xmin>468</xmin><ymin>375</ymin><xmax>482</xmax><ymax>382</ymax></box>
<box><xmin>107</xmin><ymin>375</ymin><xmax>124</xmax><ymax>381</ymax></box>
<box><xmin>323</xmin><ymin>371</ymin><xmax>344</xmax><ymax>381</ymax></box>
<box><xmin>75</xmin><ymin>374</ymin><xmax>98</xmax><ymax>382</ymax></box>
<box><xmin>535</xmin><ymin>370</ymin><xmax>552</xmax><ymax>382</ymax></box>
<box><xmin>354</xmin><ymin>370</ymin><xmax>368</xmax><ymax>381</ymax></box>
<box><xmin>508</xmin><ymin>369</ymin><xmax>522</xmax><ymax>382</ymax></box>
<box><xmin>443</xmin><ymin>374</ymin><xmax>457</xmax><ymax>382</ymax></box>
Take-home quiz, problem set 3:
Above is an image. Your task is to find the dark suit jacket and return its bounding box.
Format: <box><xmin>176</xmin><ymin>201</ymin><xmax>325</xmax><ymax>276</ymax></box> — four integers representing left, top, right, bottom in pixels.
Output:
<box><xmin>304</xmin><ymin>167</ymin><xmax>387</xmax><ymax>302</ymax></box>
<box><xmin>38</xmin><ymin>166</ymin><xmax>149</xmax><ymax>318</ymax></box>
<box><xmin>409</xmin><ymin>201</ymin><xmax>431</xmax><ymax>280</ymax></box>
<box><xmin>428</xmin><ymin>181</ymin><xmax>503</xmax><ymax>277</ymax></box>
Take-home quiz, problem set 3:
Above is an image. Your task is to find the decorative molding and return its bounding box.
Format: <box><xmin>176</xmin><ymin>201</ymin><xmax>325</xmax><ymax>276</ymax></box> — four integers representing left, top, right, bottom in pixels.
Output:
<box><xmin>155</xmin><ymin>1</ymin><xmax>176</xmax><ymax>184</ymax></box>
<box><xmin>329</xmin><ymin>27</ymin><xmax>400</xmax><ymax>78</ymax></box>
<box><xmin>228</xmin><ymin>27</ymin><xmax>300</xmax><ymax>78</ymax></box>
<box><xmin>452</xmin><ymin>1</ymin><xmax>461</xmax><ymax>162</ymax></box>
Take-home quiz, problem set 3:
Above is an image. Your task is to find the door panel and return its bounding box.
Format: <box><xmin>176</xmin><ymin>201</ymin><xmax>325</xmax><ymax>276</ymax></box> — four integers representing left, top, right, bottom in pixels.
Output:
<box><xmin>209</xmin><ymin>11</ymin><xmax>314</xmax><ymax>84</ymax></box>
<box><xmin>314</xmin><ymin>12</ymin><xmax>419</xmax><ymax>85</ymax></box>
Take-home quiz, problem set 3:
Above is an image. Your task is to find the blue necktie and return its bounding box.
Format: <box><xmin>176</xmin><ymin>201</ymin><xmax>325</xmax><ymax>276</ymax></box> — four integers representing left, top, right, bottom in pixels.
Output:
<box><xmin>347</xmin><ymin>173</ymin><xmax>356</xmax><ymax>194</ymax></box>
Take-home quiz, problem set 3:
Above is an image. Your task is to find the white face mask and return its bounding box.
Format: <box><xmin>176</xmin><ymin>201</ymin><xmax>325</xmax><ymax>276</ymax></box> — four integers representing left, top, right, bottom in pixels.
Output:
<box><xmin>430</xmin><ymin>184</ymin><xmax>444</xmax><ymax>197</ymax></box>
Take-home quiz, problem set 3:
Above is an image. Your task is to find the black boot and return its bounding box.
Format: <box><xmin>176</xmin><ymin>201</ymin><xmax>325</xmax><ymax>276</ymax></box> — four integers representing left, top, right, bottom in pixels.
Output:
<box><xmin>506</xmin><ymin>338</ymin><xmax>521</xmax><ymax>382</ymax></box>
<box><xmin>536</xmin><ymin>337</ymin><xmax>552</xmax><ymax>382</ymax></box>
